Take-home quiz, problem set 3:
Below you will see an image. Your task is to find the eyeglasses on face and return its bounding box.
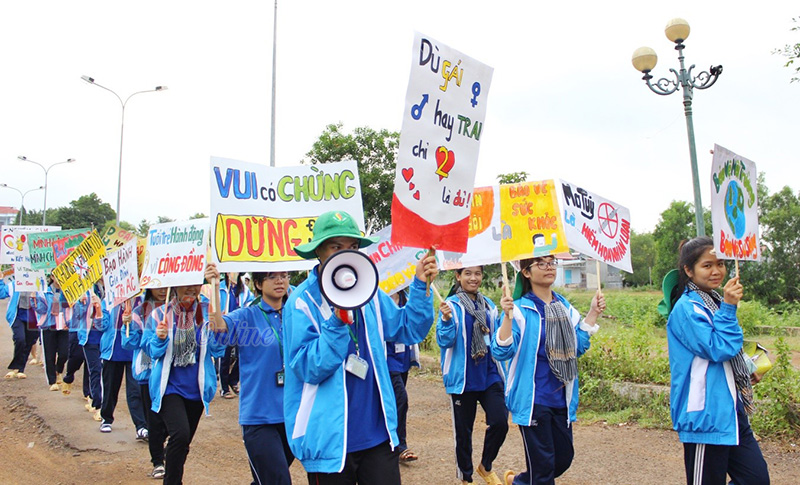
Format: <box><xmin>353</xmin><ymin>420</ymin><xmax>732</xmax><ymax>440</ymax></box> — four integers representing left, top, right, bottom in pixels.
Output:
<box><xmin>528</xmin><ymin>260</ymin><xmax>558</xmax><ymax>271</ymax></box>
<box><xmin>266</xmin><ymin>273</ymin><xmax>289</xmax><ymax>281</ymax></box>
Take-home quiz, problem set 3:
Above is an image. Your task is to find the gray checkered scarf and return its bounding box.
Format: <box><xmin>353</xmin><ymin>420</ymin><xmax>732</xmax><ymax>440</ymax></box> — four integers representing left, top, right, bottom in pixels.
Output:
<box><xmin>172</xmin><ymin>301</ymin><xmax>198</xmax><ymax>368</ymax></box>
<box><xmin>455</xmin><ymin>288</ymin><xmax>490</xmax><ymax>361</ymax></box>
<box><xmin>687</xmin><ymin>281</ymin><xmax>754</xmax><ymax>415</ymax></box>
<box><xmin>543</xmin><ymin>298</ymin><xmax>578</xmax><ymax>384</ymax></box>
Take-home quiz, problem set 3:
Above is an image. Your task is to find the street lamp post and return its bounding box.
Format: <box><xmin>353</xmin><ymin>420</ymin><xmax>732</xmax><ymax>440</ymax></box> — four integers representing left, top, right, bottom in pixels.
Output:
<box><xmin>632</xmin><ymin>18</ymin><xmax>722</xmax><ymax>237</ymax></box>
<box><xmin>17</xmin><ymin>156</ymin><xmax>76</xmax><ymax>225</ymax></box>
<box><xmin>81</xmin><ymin>76</ymin><xmax>167</xmax><ymax>225</ymax></box>
<box><xmin>0</xmin><ymin>184</ymin><xmax>45</xmax><ymax>224</ymax></box>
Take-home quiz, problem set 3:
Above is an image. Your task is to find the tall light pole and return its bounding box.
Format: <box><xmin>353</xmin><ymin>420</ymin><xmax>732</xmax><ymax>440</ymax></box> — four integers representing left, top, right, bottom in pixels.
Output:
<box><xmin>270</xmin><ymin>0</ymin><xmax>278</xmax><ymax>167</ymax></box>
<box><xmin>0</xmin><ymin>184</ymin><xmax>44</xmax><ymax>224</ymax></box>
<box><xmin>17</xmin><ymin>156</ymin><xmax>76</xmax><ymax>225</ymax></box>
<box><xmin>81</xmin><ymin>75</ymin><xmax>168</xmax><ymax>225</ymax></box>
<box><xmin>632</xmin><ymin>18</ymin><xmax>722</xmax><ymax>237</ymax></box>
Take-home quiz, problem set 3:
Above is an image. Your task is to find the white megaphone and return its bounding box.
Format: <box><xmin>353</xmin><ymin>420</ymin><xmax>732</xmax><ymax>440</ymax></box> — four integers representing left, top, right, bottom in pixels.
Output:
<box><xmin>319</xmin><ymin>249</ymin><xmax>379</xmax><ymax>310</ymax></box>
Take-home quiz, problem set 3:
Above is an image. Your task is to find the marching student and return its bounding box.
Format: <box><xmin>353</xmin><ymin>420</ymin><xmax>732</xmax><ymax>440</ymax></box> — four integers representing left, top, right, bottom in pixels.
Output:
<box><xmin>208</xmin><ymin>268</ymin><xmax>295</xmax><ymax>485</ymax></box>
<box><xmin>664</xmin><ymin>236</ymin><xmax>769</xmax><ymax>485</ymax></box>
<box><xmin>60</xmin><ymin>292</ymin><xmax>91</xmax><ymax>397</ymax></box>
<box><xmin>438</xmin><ymin>266</ymin><xmax>508</xmax><ymax>485</ymax></box>
<box><xmin>215</xmin><ymin>272</ymin><xmax>254</xmax><ymax>398</ymax></box>
<box><xmin>34</xmin><ymin>276</ymin><xmax>71</xmax><ymax>390</ymax></box>
<box><xmin>77</xmin><ymin>283</ymin><xmax>109</xmax><ymax>420</ymax></box>
<box><xmin>493</xmin><ymin>256</ymin><xmax>605</xmax><ymax>485</ymax></box>
<box><xmin>122</xmin><ymin>288</ymin><xmax>170</xmax><ymax>480</ymax></box>
<box><xmin>385</xmin><ymin>289</ymin><xmax>420</xmax><ymax>464</ymax></box>
<box><xmin>1</xmin><ymin>276</ymin><xmax>38</xmax><ymax>380</ymax></box>
<box><xmin>282</xmin><ymin>210</ymin><xmax>437</xmax><ymax>484</ymax></box>
<box><xmin>98</xmin><ymin>294</ymin><xmax>147</xmax><ymax>437</ymax></box>
<box><xmin>142</xmin><ymin>268</ymin><xmax>227</xmax><ymax>485</ymax></box>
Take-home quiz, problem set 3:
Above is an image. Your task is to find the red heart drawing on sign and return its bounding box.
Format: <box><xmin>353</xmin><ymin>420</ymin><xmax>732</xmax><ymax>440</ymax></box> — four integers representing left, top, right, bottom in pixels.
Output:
<box><xmin>409</xmin><ymin>182</ymin><xmax>415</xmax><ymax>190</ymax></box>
<box><xmin>413</xmin><ymin>191</ymin><xmax>420</xmax><ymax>200</ymax></box>
<box><xmin>402</xmin><ymin>167</ymin><xmax>414</xmax><ymax>183</ymax></box>
<box><xmin>435</xmin><ymin>147</ymin><xmax>455</xmax><ymax>181</ymax></box>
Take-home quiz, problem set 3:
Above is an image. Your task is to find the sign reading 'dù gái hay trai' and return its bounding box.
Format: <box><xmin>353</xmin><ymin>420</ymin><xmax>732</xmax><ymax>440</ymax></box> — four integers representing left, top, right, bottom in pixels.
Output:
<box><xmin>210</xmin><ymin>157</ymin><xmax>365</xmax><ymax>272</ymax></box>
<box><xmin>391</xmin><ymin>32</ymin><xmax>493</xmax><ymax>253</ymax></box>
<box><xmin>710</xmin><ymin>144</ymin><xmax>759</xmax><ymax>261</ymax></box>
<box><xmin>139</xmin><ymin>219</ymin><xmax>209</xmax><ymax>289</ymax></box>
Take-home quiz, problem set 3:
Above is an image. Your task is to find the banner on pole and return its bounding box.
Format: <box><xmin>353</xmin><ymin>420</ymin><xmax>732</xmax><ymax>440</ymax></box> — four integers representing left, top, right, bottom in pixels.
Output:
<box><xmin>101</xmin><ymin>226</ymin><xmax>137</xmax><ymax>253</ymax></box>
<box><xmin>27</xmin><ymin>228</ymin><xmax>91</xmax><ymax>271</ymax></box>
<box><xmin>140</xmin><ymin>219</ymin><xmax>209</xmax><ymax>289</ymax></box>
<box><xmin>710</xmin><ymin>144</ymin><xmax>760</xmax><ymax>261</ymax></box>
<box><xmin>362</xmin><ymin>225</ymin><xmax>428</xmax><ymax>295</ymax></box>
<box><xmin>1</xmin><ymin>225</ymin><xmax>59</xmax><ymax>265</ymax></box>
<box><xmin>210</xmin><ymin>157</ymin><xmax>365</xmax><ymax>272</ymax></box>
<box><xmin>559</xmin><ymin>180</ymin><xmax>632</xmax><ymax>272</ymax></box>
<box><xmin>102</xmin><ymin>239</ymin><xmax>140</xmax><ymax>308</ymax></box>
<box><xmin>391</xmin><ymin>32</ymin><xmax>494</xmax><ymax>252</ymax></box>
<box><xmin>51</xmin><ymin>231</ymin><xmax>106</xmax><ymax>306</ymax></box>
<box><xmin>437</xmin><ymin>180</ymin><xmax>568</xmax><ymax>268</ymax></box>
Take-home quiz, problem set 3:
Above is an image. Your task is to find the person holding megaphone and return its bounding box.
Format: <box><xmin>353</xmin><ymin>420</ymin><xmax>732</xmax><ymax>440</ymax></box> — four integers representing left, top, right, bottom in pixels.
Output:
<box><xmin>282</xmin><ymin>210</ymin><xmax>438</xmax><ymax>485</ymax></box>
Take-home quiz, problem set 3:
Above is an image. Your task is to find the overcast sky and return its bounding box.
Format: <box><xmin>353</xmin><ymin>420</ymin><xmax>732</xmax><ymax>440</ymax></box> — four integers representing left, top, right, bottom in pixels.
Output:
<box><xmin>1</xmin><ymin>1</ymin><xmax>798</xmax><ymax>234</ymax></box>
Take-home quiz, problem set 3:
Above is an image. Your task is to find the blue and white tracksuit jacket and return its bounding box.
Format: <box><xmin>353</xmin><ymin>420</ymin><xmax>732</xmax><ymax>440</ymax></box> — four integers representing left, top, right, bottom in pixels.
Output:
<box><xmin>490</xmin><ymin>293</ymin><xmax>595</xmax><ymax>425</ymax></box>
<box><xmin>437</xmin><ymin>294</ymin><xmax>505</xmax><ymax>394</ymax></box>
<box><xmin>282</xmin><ymin>271</ymin><xmax>434</xmax><ymax>473</ymax></box>
<box><xmin>100</xmin><ymin>297</ymin><xmax>143</xmax><ymax>361</ymax></box>
<box><xmin>122</xmin><ymin>300</ymin><xmax>163</xmax><ymax>382</ymax></box>
<box><xmin>141</xmin><ymin>301</ymin><xmax>227</xmax><ymax>414</ymax></box>
<box><xmin>667</xmin><ymin>289</ymin><xmax>744</xmax><ymax>446</ymax></box>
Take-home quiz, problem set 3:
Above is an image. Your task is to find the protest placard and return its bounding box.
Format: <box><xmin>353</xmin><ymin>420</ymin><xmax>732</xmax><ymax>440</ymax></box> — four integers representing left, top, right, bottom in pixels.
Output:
<box><xmin>101</xmin><ymin>225</ymin><xmax>137</xmax><ymax>253</ymax></box>
<box><xmin>102</xmin><ymin>239</ymin><xmax>140</xmax><ymax>308</ymax></box>
<box><xmin>362</xmin><ymin>225</ymin><xmax>429</xmax><ymax>295</ymax></box>
<box><xmin>210</xmin><ymin>157</ymin><xmax>365</xmax><ymax>272</ymax></box>
<box><xmin>710</xmin><ymin>144</ymin><xmax>759</xmax><ymax>260</ymax></box>
<box><xmin>1</xmin><ymin>225</ymin><xmax>59</xmax><ymax>265</ymax></box>
<box><xmin>391</xmin><ymin>32</ymin><xmax>494</xmax><ymax>252</ymax></box>
<box><xmin>140</xmin><ymin>219</ymin><xmax>209</xmax><ymax>289</ymax></box>
<box><xmin>437</xmin><ymin>180</ymin><xmax>569</xmax><ymax>268</ymax></box>
<box><xmin>559</xmin><ymin>180</ymin><xmax>632</xmax><ymax>272</ymax></box>
<box><xmin>51</xmin><ymin>231</ymin><xmax>106</xmax><ymax>306</ymax></box>
<box><xmin>27</xmin><ymin>228</ymin><xmax>90</xmax><ymax>271</ymax></box>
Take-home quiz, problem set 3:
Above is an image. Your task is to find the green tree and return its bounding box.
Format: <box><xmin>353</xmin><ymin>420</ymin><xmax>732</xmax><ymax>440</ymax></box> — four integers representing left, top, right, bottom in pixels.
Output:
<box><xmin>497</xmin><ymin>171</ymin><xmax>529</xmax><ymax>184</ymax></box>
<box><xmin>189</xmin><ymin>212</ymin><xmax>207</xmax><ymax>220</ymax></box>
<box><xmin>303</xmin><ymin>123</ymin><xmax>399</xmax><ymax>234</ymax></box>
<box><xmin>760</xmin><ymin>186</ymin><xmax>800</xmax><ymax>303</ymax></box>
<box><xmin>775</xmin><ymin>17</ymin><xmax>800</xmax><ymax>83</ymax></box>
<box><xmin>651</xmin><ymin>201</ymin><xmax>710</xmax><ymax>284</ymax></box>
<box><xmin>624</xmin><ymin>231</ymin><xmax>656</xmax><ymax>286</ymax></box>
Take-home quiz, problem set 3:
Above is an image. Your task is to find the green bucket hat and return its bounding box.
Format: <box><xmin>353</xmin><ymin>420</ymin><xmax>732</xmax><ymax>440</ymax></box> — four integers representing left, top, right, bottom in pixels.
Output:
<box><xmin>657</xmin><ymin>269</ymin><xmax>680</xmax><ymax>318</ymax></box>
<box><xmin>294</xmin><ymin>211</ymin><xmax>379</xmax><ymax>260</ymax></box>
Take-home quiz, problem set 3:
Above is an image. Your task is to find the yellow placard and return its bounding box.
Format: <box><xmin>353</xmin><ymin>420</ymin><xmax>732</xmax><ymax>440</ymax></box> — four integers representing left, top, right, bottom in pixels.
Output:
<box><xmin>500</xmin><ymin>180</ymin><xmax>568</xmax><ymax>262</ymax></box>
<box><xmin>214</xmin><ymin>214</ymin><xmax>314</xmax><ymax>263</ymax></box>
<box><xmin>51</xmin><ymin>231</ymin><xmax>106</xmax><ymax>306</ymax></box>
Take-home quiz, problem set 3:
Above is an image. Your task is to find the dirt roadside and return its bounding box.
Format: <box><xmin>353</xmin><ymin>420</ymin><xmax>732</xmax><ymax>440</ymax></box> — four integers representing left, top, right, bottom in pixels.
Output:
<box><xmin>0</xmin><ymin>301</ymin><xmax>797</xmax><ymax>484</ymax></box>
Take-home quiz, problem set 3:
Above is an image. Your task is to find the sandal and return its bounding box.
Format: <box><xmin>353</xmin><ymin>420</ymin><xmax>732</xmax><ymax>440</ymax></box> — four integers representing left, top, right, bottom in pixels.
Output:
<box><xmin>61</xmin><ymin>382</ymin><xmax>72</xmax><ymax>395</ymax></box>
<box><xmin>16</xmin><ymin>372</ymin><xmax>26</xmax><ymax>379</ymax></box>
<box><xmin>399</xmin><ymin>448</ymin><xmax>418</xmax><ymax>462</ymax></box>
<box><xmin>503</xmin><ymin>471</ymin><xmax>515</xmax><ymax>485</ymax></box>
<box><xmin>477</xmin><ymin>464</ymin><xmax>502</xmax><ymax>485</ymax></box>
<box><xmin>4</xmin><ymin>370</ymin><xmax>18</xmax><ymax>379</ymax></box>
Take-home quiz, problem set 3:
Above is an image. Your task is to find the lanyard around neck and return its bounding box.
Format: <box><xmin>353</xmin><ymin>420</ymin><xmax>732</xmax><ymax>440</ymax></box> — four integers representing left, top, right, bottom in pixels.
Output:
<box><xmin>258</xmin><ymin>306</ymin><xmax>283</xmax><ymax>362</ymax></box>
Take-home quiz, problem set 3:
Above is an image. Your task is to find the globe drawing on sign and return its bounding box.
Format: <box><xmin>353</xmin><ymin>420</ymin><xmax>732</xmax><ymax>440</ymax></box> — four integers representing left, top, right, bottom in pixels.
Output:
<box><xmin>724</xmin><ymin>181</ymin><xmax>746</xmax><ymax>238</ymax></box>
